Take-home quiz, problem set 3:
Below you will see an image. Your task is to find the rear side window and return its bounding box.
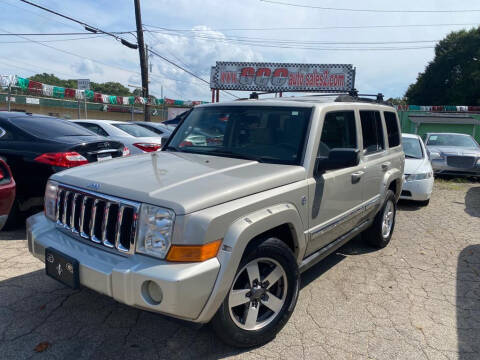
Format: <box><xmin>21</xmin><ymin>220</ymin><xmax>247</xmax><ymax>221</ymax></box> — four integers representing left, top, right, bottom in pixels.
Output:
<box><xmin>76</xmin><ymin>123</ymin><xmax>109</xmax><ymax>137</ymax></box>
<box><xmin>360</xmin><ymin>111</ymin><xmax>384</xmax><ymax>154</ymax></box>
<box><xmin>12</xmin><ymin>117</ymin><xmax>94</xmax><ymax>138</ymax></box>
<box><xmin>138</xmin><ymin>124</ymin><xmax>163</xmax><ymax>135</ymax></box>
<box><xmin>113</xmin><ymin>124</ymin><xmax>158</xmax><ymax>137</ymax></box>
<box><xmin>384</xmin><ymin>112</ymin><xmax>400</xmax><ymax>147</ymax></box>
<box><xmin>318</xmin><ymin>111</ymin><xmax>357</xmax><ymax>157</ymax></box>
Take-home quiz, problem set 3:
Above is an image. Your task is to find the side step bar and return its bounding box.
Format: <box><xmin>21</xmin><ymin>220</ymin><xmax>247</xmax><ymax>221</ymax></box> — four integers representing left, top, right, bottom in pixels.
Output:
<box><xmin>299</xmin><ymin>220</ymin><xmax>369</xmax><ymax>273</ymax></box>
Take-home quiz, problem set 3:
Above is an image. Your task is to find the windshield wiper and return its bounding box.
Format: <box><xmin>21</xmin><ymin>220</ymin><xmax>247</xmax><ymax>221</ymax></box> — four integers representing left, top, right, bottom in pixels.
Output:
<box><xmin>405</xmin><ymin>154</ymin><xmax>421</xmax><ymax>159</ymax></box>
<box><xmin>204</xmin><ymin>150</ymin><xmax>264</xmax><ymax>162</ymax></box>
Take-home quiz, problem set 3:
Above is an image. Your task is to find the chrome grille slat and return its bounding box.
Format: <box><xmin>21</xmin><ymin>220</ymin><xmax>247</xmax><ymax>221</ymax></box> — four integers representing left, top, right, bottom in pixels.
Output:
<box><xmin>79</xmin><ymin>196</ymin><xmax>89</xmax><ymax>238</ymax></box>
<box><xmin>54</xmin><ymin>185</ymin><xmax>140</xmax><ymax>256</ymax></box>
<box><xmin>115</xmin><ymin>205</ymin><xmax>128</xmax><ymax>252</ymax></box>
<box><xmin>62</xmin><ymin>191</ymin><xmax>70</xmax><ymax>228</ymax></box>
<box><xmin>90</xmin><ymin>199</ymin><xmax>101</xmax><ymax>243</ymax></box>
<box><xmin>101</xmin><ymin>202</ymin><xmax>114</xmax><ymax>248</ymax></box>
<box><xmin>71</xmin><ymin>193</ymin><xmax>79</xmax><ymax>234</ymax></box>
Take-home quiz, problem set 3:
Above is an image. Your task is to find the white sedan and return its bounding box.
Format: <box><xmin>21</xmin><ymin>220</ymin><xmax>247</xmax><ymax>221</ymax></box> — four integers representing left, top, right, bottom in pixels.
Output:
<box><xmin>400</xmin><ymin>133</ymin><xmax>434</xmax><ymax>205</ymax></box>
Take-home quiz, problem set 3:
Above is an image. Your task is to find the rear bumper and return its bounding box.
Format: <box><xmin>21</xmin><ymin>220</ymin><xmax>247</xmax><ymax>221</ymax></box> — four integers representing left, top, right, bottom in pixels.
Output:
<box><xmin>400</xmin><ymin>177</ymin><xmax>434</xmax><ymax>201</ymax></box>
<box><xmin>27</xmin><ymin>213</ymin><xmax>220</xmax><ymax>322</ymax></box>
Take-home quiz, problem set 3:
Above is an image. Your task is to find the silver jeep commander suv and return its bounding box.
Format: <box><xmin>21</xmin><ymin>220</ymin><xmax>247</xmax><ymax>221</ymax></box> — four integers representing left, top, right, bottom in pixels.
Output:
<box><xmin>27</xmin><ymin>95</ymin><xmax>404</xmax><ymax>347</ymax></box>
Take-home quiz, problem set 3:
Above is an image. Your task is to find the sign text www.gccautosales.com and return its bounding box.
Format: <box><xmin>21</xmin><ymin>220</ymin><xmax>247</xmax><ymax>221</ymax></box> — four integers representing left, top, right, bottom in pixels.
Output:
<box><xmin>210</xmin><ymin>62</ymin><xmax>355</xmax><ymax>93</ymax></box>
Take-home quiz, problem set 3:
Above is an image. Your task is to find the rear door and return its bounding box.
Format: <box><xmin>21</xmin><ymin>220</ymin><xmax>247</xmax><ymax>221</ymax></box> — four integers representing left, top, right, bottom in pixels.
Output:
<box><xmin>359</xmin><ymin>110</ymin><xmax>387</xmax><ymax>206</ymax></box>
<box><xmin>306</xmin><ymin>110</ymin><xmax>364</xmax><ymax>256</ymax></box>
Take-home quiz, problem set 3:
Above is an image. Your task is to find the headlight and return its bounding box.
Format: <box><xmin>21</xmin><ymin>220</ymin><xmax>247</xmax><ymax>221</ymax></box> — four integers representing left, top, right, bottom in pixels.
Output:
<box><xmin>44</xmin><ymin>180</ymin><xmax>59</xmax><ymax>221</ymax></box>
<box><xmin>136</xmin><ymin>204</ymin><xmax>175</xmax><ymax>259</ymax></box>
<box><xmin>476</xmin><ymin>158</ymin><xmax>480</xmax><ymax>166</ymax></box>
<box><xmin>429</xmin><ymin>151</ymin><xmax>443</xmax><ymax>160</ymax></box>
<box><xmin>406</xmin><ymin>172</ymin><xmax>433</xmax><ymax>181</ymax></box>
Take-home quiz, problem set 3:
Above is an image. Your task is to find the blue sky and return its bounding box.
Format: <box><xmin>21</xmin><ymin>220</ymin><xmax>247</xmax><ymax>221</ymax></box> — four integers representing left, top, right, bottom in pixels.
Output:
<box><xmin>0</xmin><ymin>0</ymin><xmax>479</xmax><ymax>101</ymax></box>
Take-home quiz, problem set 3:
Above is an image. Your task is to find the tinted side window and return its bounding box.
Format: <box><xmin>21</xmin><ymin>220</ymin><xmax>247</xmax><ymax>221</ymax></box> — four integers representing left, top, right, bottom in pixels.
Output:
<box><xmin>318</xmin><ymin>111</ymin><xmax>357</xmax><ymax>157</ymax></box>
<box><xmin>360</xmin><ymin>111</ymin><xmax>384</xmax><ymax>154</ymax></box>
<box><xmin>384</xmin><ymin>112</ymin><xmax>400</xmax><ymax>147</ymax></box>
<box><xmin>77</xmin><ymin>123</ymin><xmax>109</xmax><ymax>137</ymax></box>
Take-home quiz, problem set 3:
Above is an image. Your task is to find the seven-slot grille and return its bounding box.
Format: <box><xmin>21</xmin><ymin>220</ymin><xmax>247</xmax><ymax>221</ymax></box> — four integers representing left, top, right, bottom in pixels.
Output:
<box><xmin>55</xmin><ymin>186</ymin><xmax>140</xmax><ymax>254</ymax></box>
<box><xmin>446</xmin><ymin>156</ymin><xmax>475</xmax><ymax>168</ymax></box>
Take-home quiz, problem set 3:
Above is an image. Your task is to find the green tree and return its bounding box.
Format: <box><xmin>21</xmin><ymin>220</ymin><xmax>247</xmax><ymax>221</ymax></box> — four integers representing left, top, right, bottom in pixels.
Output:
<box><xmin>27</xmin><ymin>74</ymin><xmax>134</xmax><ymax>96</ymax></box>
<box><xmin>405</xmin><ymin>27</ymin><xmax>480</xmax><ymax>105</ymax></box>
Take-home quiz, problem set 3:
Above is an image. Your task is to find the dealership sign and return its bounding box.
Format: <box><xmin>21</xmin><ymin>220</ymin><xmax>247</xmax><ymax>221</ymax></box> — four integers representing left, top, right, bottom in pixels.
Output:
<box><xmin>210</xmin><ymin>62</ymin><xmax>355</xmax><ymax>92</ymax></box>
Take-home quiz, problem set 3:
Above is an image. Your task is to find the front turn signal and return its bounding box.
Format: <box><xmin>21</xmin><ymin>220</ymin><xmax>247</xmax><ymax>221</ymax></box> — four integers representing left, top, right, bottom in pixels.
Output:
<box><xmin>166</xmin><ymin>239</ymin><xmax>222</xmax><ymax>262</ymax></box>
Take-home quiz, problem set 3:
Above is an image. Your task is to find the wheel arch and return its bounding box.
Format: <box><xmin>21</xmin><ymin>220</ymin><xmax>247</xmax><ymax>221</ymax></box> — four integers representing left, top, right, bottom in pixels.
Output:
<box><xmin>195</xmin><ymin>203</ymin><xmax>306</xmax><ymax>323</ymax></box>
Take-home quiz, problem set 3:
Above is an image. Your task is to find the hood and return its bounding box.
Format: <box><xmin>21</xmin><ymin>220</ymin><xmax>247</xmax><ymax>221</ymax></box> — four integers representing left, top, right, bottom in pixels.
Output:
<box><xmin>52</xmin><ymin>151</ymin><xmax>306</xmax><ymax>215</ymax></box>
<box><xmin>427</xmin><ymin>145</ymin><xmax>480</xmax><ymax>157</ymax></box>
<box><xmin>404</xmin><ymin>158</ymin><xmax>431</xmax><ymax>175</ymax></box>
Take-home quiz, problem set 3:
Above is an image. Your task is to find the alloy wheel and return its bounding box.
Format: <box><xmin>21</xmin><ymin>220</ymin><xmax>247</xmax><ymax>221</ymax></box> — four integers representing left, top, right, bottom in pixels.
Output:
<box><xmin>228</xmin><ymin>257</ymin><xmax>288</xmax><ymax>331</ymax></box>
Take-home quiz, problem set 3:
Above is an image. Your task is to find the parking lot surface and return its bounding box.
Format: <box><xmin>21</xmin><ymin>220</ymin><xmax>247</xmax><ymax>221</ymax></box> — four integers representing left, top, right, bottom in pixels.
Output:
<box><xmin>0</xmin><ymin>180</ymin><xmax>479</xmax><ymax>360</ymax></box>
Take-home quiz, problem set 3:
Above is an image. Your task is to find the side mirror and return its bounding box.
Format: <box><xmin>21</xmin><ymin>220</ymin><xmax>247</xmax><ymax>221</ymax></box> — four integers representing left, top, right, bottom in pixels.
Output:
<box><xmin>316</xmin><ymin>148</ymin><xmax>360</xmax><ymax>173</ymax></box>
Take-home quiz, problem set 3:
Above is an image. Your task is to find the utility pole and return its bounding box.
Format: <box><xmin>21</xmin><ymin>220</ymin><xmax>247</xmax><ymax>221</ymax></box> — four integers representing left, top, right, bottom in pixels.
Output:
<box><xmin>134</xmin><ymin>0</ymin><xmax>150</xmax><ymax>122</ymax></box>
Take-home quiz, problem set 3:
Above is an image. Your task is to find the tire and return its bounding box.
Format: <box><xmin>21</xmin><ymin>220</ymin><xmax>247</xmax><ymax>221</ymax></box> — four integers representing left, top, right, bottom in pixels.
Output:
<box><xmin>364</xmin><ymin>190</ymin><xmax>396</xmax><ymax>249</ymax></box>
<box><xmin>418</xmin><ymin>199</ymin><xmax>430</xmax><ymax>207</ymax></box>
<box><xmin>212</xmin><ymin>238</ymin><xmax>299</xmax><ymax>348</ymax></box>
<box><xmin>2</xmin><ymin>199</ymin><xmax>22</xmax><ymax>231</ymax></box>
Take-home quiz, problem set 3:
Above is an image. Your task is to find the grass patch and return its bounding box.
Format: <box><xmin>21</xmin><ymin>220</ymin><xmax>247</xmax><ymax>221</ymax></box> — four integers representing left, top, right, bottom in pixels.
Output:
<box><xmin>435</xmin><ymin>177</ymin><xmax>474</xmax><ymax>191</ymax></box>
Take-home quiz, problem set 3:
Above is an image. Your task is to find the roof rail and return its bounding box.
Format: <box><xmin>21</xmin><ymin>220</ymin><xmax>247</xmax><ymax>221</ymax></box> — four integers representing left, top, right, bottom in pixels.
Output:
<box><xmin>335</xmin><ymin>92</ymin><xmax>393</xmax><ymax>106</ymax></box>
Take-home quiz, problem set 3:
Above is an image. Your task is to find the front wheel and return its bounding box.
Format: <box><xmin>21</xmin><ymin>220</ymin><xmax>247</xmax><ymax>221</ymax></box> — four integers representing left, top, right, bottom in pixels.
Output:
<box><xmin>212</xmin><ymin>238</ymin><xmax>299</xmax><ymax>348</ymax></box>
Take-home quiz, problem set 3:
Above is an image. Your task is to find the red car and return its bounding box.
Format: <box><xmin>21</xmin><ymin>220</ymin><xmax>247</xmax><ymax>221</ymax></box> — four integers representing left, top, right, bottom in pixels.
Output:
<box><xmin>0</xmin><ymin>159</ymin><xmax>15</xmax><ymax>231</ymax></box>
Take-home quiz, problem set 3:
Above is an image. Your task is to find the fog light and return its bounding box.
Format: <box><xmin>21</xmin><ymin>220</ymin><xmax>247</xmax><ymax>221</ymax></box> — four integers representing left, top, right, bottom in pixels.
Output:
<box><xmin>141</xmin><ymin>280</ymin><xmax>163</xmax><ymax>305</ymax></box>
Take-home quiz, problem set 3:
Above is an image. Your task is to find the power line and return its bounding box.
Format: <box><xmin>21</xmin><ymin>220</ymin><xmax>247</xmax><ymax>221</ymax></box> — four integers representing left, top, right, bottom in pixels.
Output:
<box><xmin>147</xmin><ymin>47</ymin><xmax>238</xmax><ymax>99</ymax></box>
<box><xmin>18</xmin><ymin>0</ymin><xmax>138</xmax><ymax>49</ymax></box>
<box><xmin>259</xmin><ymin>0</ymin><xmax>480</xmax><ymax>13</ymax></box>
<box><xmin>0</xmin><ymin>35</ymin><xmax>106</xmax><ymax>44</ymax></box>
<box><xmin>144</xmin><ymin>23</ymin><xmax>480</xmax><ymax>32</ymax></box>
<box><xmin>148</xmin><ymin>28</ymin><xmax>440</xmax><ymax>45</ymax></box>
<box><xmin>143</xmin><ymin>28</ymin><xmax>436</xmax><ymax>51</ymax></box>
<box><xmin>0</xmin><ymin>31</ymin><xmax>134</xmax><ymax>36</ymax></box>
<box><xmin>0</xmin><ymin>28</ymin><xmax>214</xmax><ymax>100</ymax></box>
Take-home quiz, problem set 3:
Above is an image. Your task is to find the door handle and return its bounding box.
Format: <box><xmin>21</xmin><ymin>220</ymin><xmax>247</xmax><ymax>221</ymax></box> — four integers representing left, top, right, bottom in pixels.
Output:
<box><xmin>351</xmin><ymin>171</ymin><xmax>364</xmax><ymax>184</ymax></box>
<box><xmin>381</xmin><ymin>162</ymin><xmax>391</xmax><ymax>171</ymax></box>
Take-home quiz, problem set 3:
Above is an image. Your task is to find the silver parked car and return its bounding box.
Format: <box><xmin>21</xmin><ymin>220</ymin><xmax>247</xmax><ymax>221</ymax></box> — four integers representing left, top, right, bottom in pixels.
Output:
<box><xmin>135</xmin><ymin>121</ymin><xmax>172</xmax><ymax>144</ymax></box>
<box><xmin>72</xmin><ymin>120</ymin><xmax>163</xmax><ymax>155</ymax></box>
<box><xmin>424</xmin><ymin>132</ymin><xmax>480</xmax><ymax>177</ymax></box>
<box><xmin>29</xmin><ymin>98</ymin><xmax>404</xmax><ymax>347</ymax></box>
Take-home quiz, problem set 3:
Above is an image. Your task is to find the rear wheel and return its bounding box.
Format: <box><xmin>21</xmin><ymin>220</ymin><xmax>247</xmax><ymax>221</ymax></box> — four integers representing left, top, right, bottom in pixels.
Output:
<box><xmin>364</xmin><ymin>190</ymin><xmax>396</xmax><ymax>248</ymax></box>
<box><xmin>212</xmin><ymin>238</ymin><xmax>299</xmax><ymax>348</ymax></box>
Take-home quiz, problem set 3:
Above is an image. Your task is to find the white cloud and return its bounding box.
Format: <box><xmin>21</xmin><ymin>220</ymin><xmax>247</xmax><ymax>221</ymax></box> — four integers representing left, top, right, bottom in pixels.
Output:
<box><xmin>0</xmin><ymin>0</ymin><xmax>478</xmax><ymax>101</ymax></box>
<box><xmin>71</xmin><ymin>59</ymin><xmax>104</xmax><ymax>75</ymax></box>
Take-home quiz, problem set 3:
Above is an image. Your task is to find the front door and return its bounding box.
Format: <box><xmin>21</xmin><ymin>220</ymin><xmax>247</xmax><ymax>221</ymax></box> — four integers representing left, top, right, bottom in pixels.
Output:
<box><xmin>306</xmin><ymin>110</ymin><xmax>364</xmax><ymax>256</ymax></box>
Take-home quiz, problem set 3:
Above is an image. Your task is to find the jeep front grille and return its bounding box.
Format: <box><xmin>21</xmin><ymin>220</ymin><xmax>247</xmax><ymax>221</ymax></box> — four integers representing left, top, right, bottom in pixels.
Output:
<box><xmin>55</xmin><ymin>185</ymin><xmax>140</xmax><ymax>255</ymax></box>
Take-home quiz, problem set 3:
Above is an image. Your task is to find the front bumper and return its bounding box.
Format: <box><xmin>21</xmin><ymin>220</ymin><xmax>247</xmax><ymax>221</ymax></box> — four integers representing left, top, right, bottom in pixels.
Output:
<box><xmin>27</xmin><ymin>213</ymin><xmax>220</xmax><ymax>322</ymax></box>
<box><xmin>400</xmin><ymin>177</ymin><xmax>434</xmax><ymax>201</ymax></box>
<box><xmin>431</xmin><ymin>159</ymin><xmax>480</xmax><ymax>176</ymax></box>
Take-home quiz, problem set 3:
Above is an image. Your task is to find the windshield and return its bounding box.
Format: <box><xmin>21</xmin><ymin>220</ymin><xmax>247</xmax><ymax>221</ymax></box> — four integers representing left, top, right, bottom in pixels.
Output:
<box><xmin>166</xmin><ymin>106</ymin><xmax>312</xmax><ymax>165</ymax></box>
<box><xmin>113</xmin><ymin>123</ymin><xmax>158</xmax><ymax>138</ymax></box>
<box><xmin>14</xmin><ymin>117</ymin><xmax>94</xmax><ymax>138</ymax></box>
<box><xmin>427</xmin><ymin>134</ymin><xmax>478</xmax><ymax>148</ymax></box>
<box><xmin>402</xmin><ymin>137</ymin><xmax>424</xmax><ymax>159</ymax></box>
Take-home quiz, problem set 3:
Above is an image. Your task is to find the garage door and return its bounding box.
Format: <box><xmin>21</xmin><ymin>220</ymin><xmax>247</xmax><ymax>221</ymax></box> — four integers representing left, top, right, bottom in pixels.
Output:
<box><xmin>417</xmin><ymin>123</ymin><xmax>475</xmax><ymax>139</ymax></box>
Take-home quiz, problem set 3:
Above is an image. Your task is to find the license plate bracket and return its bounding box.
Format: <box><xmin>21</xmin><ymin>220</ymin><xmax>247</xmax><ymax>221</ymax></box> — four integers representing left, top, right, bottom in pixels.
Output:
<box><xmin>45</xmin><ymin>247</ymin><xmax>80</xmax><ymax>289</ymax></box>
